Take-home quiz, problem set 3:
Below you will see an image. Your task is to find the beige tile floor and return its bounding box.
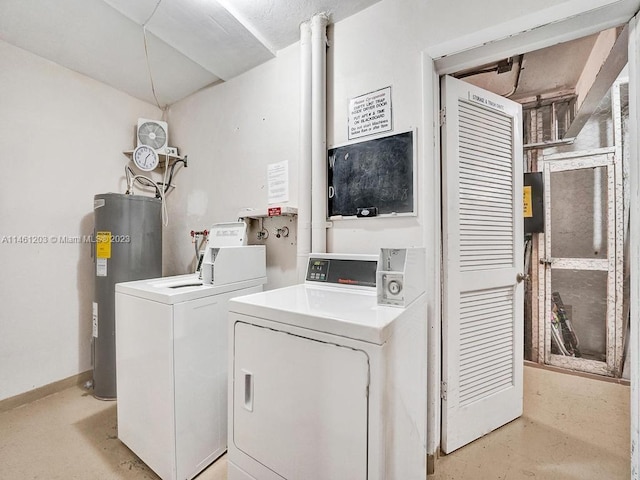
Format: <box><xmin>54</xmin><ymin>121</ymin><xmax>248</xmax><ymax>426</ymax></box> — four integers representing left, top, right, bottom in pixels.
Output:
<box><xmin>431</xmin><ymin>364</ymin><xmax>630</xmax><ymax>479</ymax></box>
<box><xmin>0</xmin><ymin>364</ymin><xmax>630</xmax><ymax>480</ymax></box>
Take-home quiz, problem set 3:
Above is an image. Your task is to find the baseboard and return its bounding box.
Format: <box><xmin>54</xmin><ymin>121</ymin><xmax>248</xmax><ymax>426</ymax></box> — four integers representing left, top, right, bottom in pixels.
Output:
<box><xmin>0</xmin><ymin>370</ymin><xmax>92</xmax><ymax>413</ymax></box>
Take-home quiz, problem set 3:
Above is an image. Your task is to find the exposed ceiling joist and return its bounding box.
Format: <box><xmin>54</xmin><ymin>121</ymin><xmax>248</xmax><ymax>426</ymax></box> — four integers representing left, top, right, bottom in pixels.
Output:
<box><xmin>563</xmin><ymin>26</ymin><xmax>628</xmax><ymax>138</ymax></box>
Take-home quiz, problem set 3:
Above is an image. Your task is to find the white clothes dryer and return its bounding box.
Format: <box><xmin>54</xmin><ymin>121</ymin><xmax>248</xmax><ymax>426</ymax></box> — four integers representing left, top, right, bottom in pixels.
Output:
<box><xmin>227</xmin><ymin>250</ymin><xmax>427</xmax><ymax>480</ymax></box>
<box><xmin>115</xmin><ymin>223</ymin><xmax>266</xmax><ymax>480</ymax></box>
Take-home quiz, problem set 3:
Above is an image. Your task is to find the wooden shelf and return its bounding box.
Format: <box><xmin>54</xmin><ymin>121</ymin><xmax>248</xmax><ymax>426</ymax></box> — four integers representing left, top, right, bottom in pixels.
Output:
<box><xmin>123</xmin><ymin>150</ymin><xmax>187</xmax><ymax>170</ymax></box>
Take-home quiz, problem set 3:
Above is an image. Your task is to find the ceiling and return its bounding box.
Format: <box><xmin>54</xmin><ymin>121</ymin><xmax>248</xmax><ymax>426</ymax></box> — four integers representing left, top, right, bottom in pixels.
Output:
<box><xmin>0</xmin><ymin>0</ymin><xmax>382</xmax><ymax>107</ymax></box>
<box><xmin>0</xmin><ymin>1</ymin><xmax>629</xmax><ymax>113</ymax></box>
<box><xmin>456</xmin><ymin>34</ymin><xmax>601</xmax><ymax>102</ymax></box>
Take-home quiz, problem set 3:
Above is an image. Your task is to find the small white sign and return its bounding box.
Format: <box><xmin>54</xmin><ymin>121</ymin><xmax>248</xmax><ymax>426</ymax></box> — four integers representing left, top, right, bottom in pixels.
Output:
<box><xmin>92</xmin><ymin>302</ymin><xmax>98</xmax><ymax>338</ymax></box>
<box><xmin>468</xmin><ymin>92</ymin><xmax>506</xmax><ymax>111</ymax></box>
<box><xmin>96</xmin><ymin>258</ymin><xmax>107</xmax><ymax>277</ymax></box>
<box><xmin>349</xmin><ymin>86</ymin><xmax>392</xmax><ymax>140</ymax></box>
<box><xmin>268</xmin><ymin>161</ymin><xmax>289</xmax><ymax>204</ymax></box>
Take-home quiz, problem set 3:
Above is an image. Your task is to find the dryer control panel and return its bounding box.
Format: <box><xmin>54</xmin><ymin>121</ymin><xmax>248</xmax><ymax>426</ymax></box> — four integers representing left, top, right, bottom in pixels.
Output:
<box><xmin>306</xmin><ymin>256</ymin><xmax>377</xmax><ymax>288</ymax></box>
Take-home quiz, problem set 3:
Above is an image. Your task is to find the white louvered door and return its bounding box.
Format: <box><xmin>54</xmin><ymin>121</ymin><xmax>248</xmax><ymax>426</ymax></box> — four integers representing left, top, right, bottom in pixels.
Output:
<box><xmin>441</xmin><ymin>75</ymin><xmax>524</xmax><ymax>454</ymax></box>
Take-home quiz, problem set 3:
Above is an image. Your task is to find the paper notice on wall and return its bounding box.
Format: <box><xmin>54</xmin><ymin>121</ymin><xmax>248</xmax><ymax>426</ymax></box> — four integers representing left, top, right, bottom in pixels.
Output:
<box><xmin>92</xmin><ymin>302</ymin><xmax>98</xmax><ymax>338</ymax></box>
<box><xmin>349</xmin><ymin>86</ymin><xmax>392</xmax><ymax>140</ymax></box>
<box><xmin>268</xmin><ymin>161</ymin><xmax>289</xmax><ymax>204</ymax></box>
<box><xmin>96</xmin><ymin>258</ymin><xmax>107</xmax><ymax>277</ymax></box>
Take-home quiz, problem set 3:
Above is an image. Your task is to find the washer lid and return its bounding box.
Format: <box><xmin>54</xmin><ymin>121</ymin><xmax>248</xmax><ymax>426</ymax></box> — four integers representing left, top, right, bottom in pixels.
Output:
<box><xmin>229</xmin><ymin>284</ymin><xmax>412</xmax><ymax>345</ymax></box>
<box><xmin>116</xmin><ymin>274</ymin><xmax>265</xmax><ymax>304</ymax></box>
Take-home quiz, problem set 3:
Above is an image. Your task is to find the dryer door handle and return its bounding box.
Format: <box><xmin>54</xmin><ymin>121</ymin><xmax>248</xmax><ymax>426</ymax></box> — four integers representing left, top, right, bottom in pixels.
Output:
<box><xmin>242</xmin><ymin>370</ymin><xmax>254</xmax><ymax>412</ymax></box>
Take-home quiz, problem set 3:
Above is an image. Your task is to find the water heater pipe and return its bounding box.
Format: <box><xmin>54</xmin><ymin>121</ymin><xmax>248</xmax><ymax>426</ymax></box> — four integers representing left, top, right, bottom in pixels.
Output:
<box><xmin>310</xmin><ymin>13</ymin><xmax>329</xmax><ymax>254</ymax></box>
<box><xmin>297</xmin><ymin>21</ymin><xmax>312</xmax><ymax>282</ymax></box>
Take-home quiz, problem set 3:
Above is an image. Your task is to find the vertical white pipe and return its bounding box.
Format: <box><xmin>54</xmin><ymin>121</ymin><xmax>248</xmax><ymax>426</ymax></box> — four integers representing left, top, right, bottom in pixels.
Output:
<box><xmin>311</xmin><ymin>13</ymin><xmax>329</xmax><ymax>254</ymax></box>
<box><xmin>297</xmin><ymin>21</ymin><xmax>312</xmax><ymax>282</ymax></box>
<box><xmin>628</xmin><ymin>13</ymin><xmax>640</xmax><ymax>480</ymax></box>
<box><xmin>593</xmin><ymin>167</ymin><xmax>603</xmax><ymax>254</ymax></box>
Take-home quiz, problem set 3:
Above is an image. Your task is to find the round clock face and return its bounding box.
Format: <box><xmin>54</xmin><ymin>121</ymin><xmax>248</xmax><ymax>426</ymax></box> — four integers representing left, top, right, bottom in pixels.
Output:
<box><xmin>133</xmin><ymin>145</ymin><xmax>159</xmax><ymax>171</ymax></box>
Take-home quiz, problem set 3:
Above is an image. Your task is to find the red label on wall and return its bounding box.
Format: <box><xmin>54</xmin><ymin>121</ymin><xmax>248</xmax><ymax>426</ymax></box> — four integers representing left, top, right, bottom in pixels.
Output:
<box><xmin>268</xmin><ymin>207</ymin><xmax>282</xmax><ymax>216</ymax></box>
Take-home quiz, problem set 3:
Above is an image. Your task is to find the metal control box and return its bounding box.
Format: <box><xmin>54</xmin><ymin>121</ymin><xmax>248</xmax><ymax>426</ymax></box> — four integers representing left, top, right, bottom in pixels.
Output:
<box><xmin>376</xmin><ymin>247</ymin><xmax>425</xmax><ymax>307</ymax></box>
<box><xmin>201</xmin><ymin>246</ymin><xmax>266</xmax><ymax>286</ymax></box>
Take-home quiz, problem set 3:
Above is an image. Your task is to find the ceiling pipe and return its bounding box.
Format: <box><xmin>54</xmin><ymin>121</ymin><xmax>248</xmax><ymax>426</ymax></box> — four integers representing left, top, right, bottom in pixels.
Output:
<box><xmin>310</xmin><ymin>13</ymin><xmax>329</xmax><ymax>254</ymax></box>
<box><xmin>504</xmin><ymin>54</ymin><xmax>525</xmax><ymax>98</ymax></box>
<box><xmin>297</xmin><ymin>20</ymin><xmax>312</xmax><ymax>282</ymax></box>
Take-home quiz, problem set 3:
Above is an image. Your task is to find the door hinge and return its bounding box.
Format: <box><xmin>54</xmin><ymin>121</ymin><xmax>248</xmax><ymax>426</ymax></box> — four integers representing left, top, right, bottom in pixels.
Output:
<box><xmin>439</xmin><ymin>108</ymin><xmax>446</xmax><ymax>126</ymax></box>
<box><xmin>440</xmin><ymin>381</ymin><xmax>448</xmax><ymax>400</ymax></box>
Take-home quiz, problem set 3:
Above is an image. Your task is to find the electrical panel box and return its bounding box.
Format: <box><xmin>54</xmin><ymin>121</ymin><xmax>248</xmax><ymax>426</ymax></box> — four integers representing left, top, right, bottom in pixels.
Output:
<box><xmin>524</xmin><ymin>172</ymin><xmax>544</xmax><ymax>234</ymax></box>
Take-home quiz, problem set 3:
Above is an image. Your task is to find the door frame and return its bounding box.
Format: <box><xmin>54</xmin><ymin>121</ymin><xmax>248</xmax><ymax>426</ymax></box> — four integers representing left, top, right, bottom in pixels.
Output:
<box><xmin>539</xmin><ymin>148</ymin><xmax>621</xmax><ymax>376</ymax></box>
<box><xmin>421</xmin><ymin>0</ymin><xmax>640</xmax><ymax>469</ymax></box>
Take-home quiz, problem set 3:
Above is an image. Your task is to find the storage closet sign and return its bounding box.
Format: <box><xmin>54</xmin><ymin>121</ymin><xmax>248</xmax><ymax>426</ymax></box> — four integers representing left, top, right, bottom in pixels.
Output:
<box><xmin>348</xmin><ymin>86</ymin><xmax>392</xmax><ymax>139</ymax></box>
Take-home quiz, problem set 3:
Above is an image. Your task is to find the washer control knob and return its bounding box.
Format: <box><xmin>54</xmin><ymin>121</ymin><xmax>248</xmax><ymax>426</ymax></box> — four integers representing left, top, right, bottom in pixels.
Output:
<box><xmin>388</xmin><ymin>280</ymin><xmax>402</xmax><ymax>295</ymax></box>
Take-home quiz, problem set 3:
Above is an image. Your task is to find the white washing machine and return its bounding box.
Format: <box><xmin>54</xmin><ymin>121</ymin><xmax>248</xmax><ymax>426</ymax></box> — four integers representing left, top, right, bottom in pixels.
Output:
<box><xmin>115</xmin><ymin>223</ymin><xmax>266</xmax><ymax>480</ymax></box>
<box><xmin>227</xmin><ymin>249</ymin><xmax>427</xmax><ymax>480</ymax></box>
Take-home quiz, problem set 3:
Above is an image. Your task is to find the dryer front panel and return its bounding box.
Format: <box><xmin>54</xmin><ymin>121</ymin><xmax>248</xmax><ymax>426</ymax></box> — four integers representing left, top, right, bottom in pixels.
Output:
<box><xmin>233</xmin><ymin>321</ymin><xmax>369</xmax><ymax>480</ymax></box>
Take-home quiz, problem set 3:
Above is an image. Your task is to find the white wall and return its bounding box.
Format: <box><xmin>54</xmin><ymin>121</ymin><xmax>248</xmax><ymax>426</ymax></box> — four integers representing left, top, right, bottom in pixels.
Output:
<box><xmin>0</xmin><ymin>40</ymin><xmax>160</xmax><ymax>401</ymax></box>
<box><xmin>326</xmin><ymin>0</ymin><xmax>427</xmax><ymax>253</ymax></box>
<box><xmin>165</xmin><ymin>0</ymin><xmax>430</xmax><ymax>279</ymax></box>
<box><xmin>165</xmin><ymin>43</ymin><xmax>300</xmax><ymax>288</ymax></box>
